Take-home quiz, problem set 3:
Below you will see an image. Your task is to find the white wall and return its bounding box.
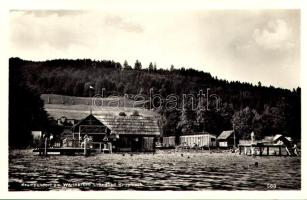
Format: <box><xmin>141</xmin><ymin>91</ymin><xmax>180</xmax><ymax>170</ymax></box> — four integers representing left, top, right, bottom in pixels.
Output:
<box><xmin>180</xmin><ymin>134</ymin><xmax>216</xmax><ymax>147</ymax></box>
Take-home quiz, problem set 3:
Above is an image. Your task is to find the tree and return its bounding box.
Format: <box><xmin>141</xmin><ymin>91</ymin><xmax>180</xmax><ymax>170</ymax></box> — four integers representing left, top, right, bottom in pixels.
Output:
<box><xmin>73</xmin><ymin>80</ymin><xmax>84</xmax><ymax>96</ymax></box>
<box><xmin>10</xmin><ymin>58</ymin><xmax>66</xmax><ymax>148</ymax></box>
<box><xmin>160</xmin><ymin>109</ymin><xmax>180</xmax><ymax>137</ymax></box>
<box><xmin>123</xmin><ymin>60</ymin><xmax>132</xmax><ymax>70</ymax></box>
<box><xmin>177</xmin><ymin>102</ymin><xmax>196</xmax><ymax>135</ymax></box>
<box><xmin>117</xmin><ymin>82</ymin><xmax>125</xmax><ymax>94</ymax></box>
<box><xmin>83</xmin><ymin>82</ymin><xmax>94</xmax><ymax>97</ymax></box>
<box><xmin>9</xmin><ymin>57</ymin><xmax>301</xmax><ymax>144</ymax></box>
<box><xmin>9</xmin><ymin>73</ymin><xmax>60</xmax><ymax>147</ymax></box>
<box><xmin>232</xmin><ymin>107</ymin><xmax>255</xmax><ymax>139</ymax></box>
<box><xmin>153</xmin><ymin>62</ymin><xmax>157</xmax><ymax>71</ymax></box>
<box><xmin>196</xmin><ymin>98</ymin><xmax>206</xmax><ymax>131</ymax></box>
<box><xmin>134</xmin><ymin>60</ymin><xmax>142</xmax><ymax>70</ymax></box>
<box><xmin>252</xmin><ymin>110</ymin><xmax>263</xmax><ymax>139</ymax></box>
<box><xmin>261</xmin><ymin>104</ymin><xmax>287</xmax><ymax>136</ymax></box>
<box><xmin>115</xmin><ymin>62</ymin><xmax>122</xmax><ymax>70</ymax></box>
<box><xmin>148</xmin><ymin>62</ymin><xmax>154</xmax><ymax>71</ymax></box>
<box><xmin>170</xmin><ymin>65</ymin><xmax>175</xmax><ymax>71</ymax></box>
<box><xmin>196</xmin><ymin>109</ymin><xmax>225</xmax><ymax>135</ymax></box>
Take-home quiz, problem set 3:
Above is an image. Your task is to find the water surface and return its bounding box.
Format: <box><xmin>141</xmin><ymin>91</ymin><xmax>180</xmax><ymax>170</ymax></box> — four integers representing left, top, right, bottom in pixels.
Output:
<box><xmin>9</xmin><ymin>150</ymin><xmax>300</xmax><ymax>191</ymax></box>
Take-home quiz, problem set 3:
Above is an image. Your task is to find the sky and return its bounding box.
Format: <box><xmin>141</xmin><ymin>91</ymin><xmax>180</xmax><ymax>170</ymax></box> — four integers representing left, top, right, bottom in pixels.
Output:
<box><xmin>10</xmin><ymin>10</ymin><xmax>300</xmax><ymax>89</ymax></box>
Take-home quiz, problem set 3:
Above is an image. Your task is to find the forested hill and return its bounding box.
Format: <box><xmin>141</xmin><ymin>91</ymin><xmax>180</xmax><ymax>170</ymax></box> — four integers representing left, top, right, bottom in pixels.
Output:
<box><xmin>9</xmin><ymin>57</ymin><xmax>301</xmax><ymax>147</ymax></box>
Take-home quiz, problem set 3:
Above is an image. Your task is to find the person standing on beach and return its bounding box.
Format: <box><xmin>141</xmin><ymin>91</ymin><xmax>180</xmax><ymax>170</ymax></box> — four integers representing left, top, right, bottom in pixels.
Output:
<box><xmin>251</xmin><ymin>132</ymin><xmax>255</xmax><ymax>155</ymax></box>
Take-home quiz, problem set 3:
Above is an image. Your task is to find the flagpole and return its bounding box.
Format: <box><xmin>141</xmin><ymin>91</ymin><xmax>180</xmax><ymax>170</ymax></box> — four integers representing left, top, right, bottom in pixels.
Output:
<box><xmin>233</xmin><ymin>123</ymin><xmax>236</xmax><ymax>148</ymax></box>
<box><xmin>89</xmin><ymin>85</ymin><xmax>94</xmax><ymax>115</ymax></box>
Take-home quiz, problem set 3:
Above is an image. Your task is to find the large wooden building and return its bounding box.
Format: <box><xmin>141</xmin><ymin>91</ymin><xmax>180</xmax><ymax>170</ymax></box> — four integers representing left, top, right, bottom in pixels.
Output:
<box><xmin>95</xmin><ymin>115</ymin><xmax>160</xmax><ymax>152</ymax></box>
<box><xmin>46</xmin><ymin>109</ymin><xmax>160</xmax><ymax>152</ymax></box>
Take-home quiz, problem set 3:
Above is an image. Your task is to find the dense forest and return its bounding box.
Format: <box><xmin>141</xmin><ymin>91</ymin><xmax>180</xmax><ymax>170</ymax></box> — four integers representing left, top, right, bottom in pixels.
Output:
<box><xmin>9</xmin><ymin>57</ymin><xmax>301</xmax><ymax>147</ymax></box>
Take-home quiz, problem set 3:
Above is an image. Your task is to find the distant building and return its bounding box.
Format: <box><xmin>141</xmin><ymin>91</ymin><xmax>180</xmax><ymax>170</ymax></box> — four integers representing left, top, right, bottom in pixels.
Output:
<box><xmin>273</xmin><ymin>134</ymin><xmax>292</xmax><ymax>146</ymax></box>
<box><xmin>180</xmin><ymin>132</ymin><xmax>217</xmax><ymax>148</ymax></box>
<box><xmin>262</xmin><ymin>136</ymin><xmax>275</xmax><ymax>144</ymax></box>
<box><xmin>217</xmin><ymin>130</ymin><xmax>237</xmax><ymax>148</ymax></box>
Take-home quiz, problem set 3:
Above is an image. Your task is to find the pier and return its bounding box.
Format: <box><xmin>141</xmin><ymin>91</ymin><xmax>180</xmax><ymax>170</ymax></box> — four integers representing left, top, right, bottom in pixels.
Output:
<box><xmin>33</xmin><ymin>147</ymin><xmax>95</xmax><ymax>156</ymax></box>
<box><xmin>33</xmin><ymin>137</ymin><xmax>96</xmax><ymax>156</ymax></box>
<box><xmin>238</xmin><ymin>144</ymin><xmax>299</xmax><ymax>156</ymax></box>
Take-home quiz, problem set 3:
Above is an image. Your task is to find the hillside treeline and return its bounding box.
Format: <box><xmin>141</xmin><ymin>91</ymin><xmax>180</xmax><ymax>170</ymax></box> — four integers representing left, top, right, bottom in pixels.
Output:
<box><xmin>9</xmin><ymin>57</ymin><xmax>301</xmax><ymax>146</ymax></box>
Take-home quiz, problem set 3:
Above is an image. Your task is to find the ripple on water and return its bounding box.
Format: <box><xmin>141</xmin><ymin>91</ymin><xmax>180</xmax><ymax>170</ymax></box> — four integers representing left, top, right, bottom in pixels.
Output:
<box><xmin>9</xmin><ymin>150</ymin><xmax>301</xmax><ymax>191</ymax></box>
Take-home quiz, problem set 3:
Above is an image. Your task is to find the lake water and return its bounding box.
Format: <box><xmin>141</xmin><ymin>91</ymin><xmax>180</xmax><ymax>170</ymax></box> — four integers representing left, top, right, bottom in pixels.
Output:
<box><xmin>9</xmin><ymin>150</ymin><xmax>300</xmax><ymax>191</ymax></box>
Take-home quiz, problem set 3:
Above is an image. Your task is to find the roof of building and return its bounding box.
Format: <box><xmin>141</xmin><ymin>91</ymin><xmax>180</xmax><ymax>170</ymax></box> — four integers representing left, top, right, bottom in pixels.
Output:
<box><xmin>46</xmin><ymin>108</ymin><xmax>161</xmax><ymax>136</ymax></box>
<box><xmin>263</xmin><ymin>136</ymin><xmax>274</xmax><ymax>142</ymax></box>
<box><xmin>95</xmin><ymin>115</ymin><xmax>160</xmax><ymax>136</ymax></box>
<box><xmin>181</xmin><ymin>132</ymin><xmax>216</xmax><ymax>138</ymax></box>
<box><xmin>46</xmin><ymin>109</ymin><xmax>90</xmax><ymax>120</ymax></box>
<box><xmin>217</xmin><ymin>130</ymin><xmax>234</xmax><ymax>140</ymax></box>
<box><xmin>273</xmin><ymin>134</ymin><xmax>282</xmax><ymax>141</ymax></box>
<box><xmin>273</xmin><ymin>134</ymin><xmax>292</xmax><ymax>142</ymax></box>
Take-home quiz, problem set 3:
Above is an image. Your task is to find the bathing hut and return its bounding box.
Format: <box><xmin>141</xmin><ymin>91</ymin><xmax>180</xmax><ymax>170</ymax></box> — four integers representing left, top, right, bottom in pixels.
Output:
<box><xmin>180</xmin><ymin>132</ymin><xmax>216</xmax><ymax>148</ymax></box>
<box><xmin>217</xmin><ymin>130</ymin><xmax>237</xmax><ymax>148</ymax></box>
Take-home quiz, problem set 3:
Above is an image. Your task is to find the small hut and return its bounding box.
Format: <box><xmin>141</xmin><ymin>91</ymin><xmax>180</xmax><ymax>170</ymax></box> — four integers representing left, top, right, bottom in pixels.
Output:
<box><xmin>217</xmin><ymin>130</ymin><xmax>237</xmax><ymax>148</ymax></box>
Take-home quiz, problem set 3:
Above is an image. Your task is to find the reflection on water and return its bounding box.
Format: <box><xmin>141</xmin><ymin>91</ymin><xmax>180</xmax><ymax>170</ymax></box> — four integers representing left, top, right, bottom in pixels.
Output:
<box><xmin>9</xmin><ymin>150</ymin><xmax>300</xmax><ymax>191</ymax></box>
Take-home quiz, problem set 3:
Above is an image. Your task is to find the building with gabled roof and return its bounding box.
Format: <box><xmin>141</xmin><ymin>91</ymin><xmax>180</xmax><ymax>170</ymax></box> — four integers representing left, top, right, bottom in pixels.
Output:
<box><xmin>46</xmin><ymin>108</ymin><xmax>160</xmax><ymax>152</ymax></box>
<box><xmin>217</xmin><ymin>130</ymin><xmax>237</xmax><ymax>148</ymax></box>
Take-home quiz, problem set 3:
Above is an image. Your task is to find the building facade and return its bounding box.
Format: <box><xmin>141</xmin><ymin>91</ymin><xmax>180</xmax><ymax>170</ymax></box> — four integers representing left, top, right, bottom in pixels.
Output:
<box><xmin>180</xmin><ymin>133</ymin><xmax>217</xmax><ymax>148</ymax></box>
<box><xmin>46</xmin><ymin>109</ymin><xmax>161</xmax><ymax>152</ymax></box>
<box><xmin>217</xmin><ymin>130</ymin><xmax>237</xmax><ymax>148</ymax></box>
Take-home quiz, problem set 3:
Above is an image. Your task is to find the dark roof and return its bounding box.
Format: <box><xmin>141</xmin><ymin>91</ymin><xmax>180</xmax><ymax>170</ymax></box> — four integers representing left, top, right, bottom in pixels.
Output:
<box><xmin>46</xmin><ymin>109</ymin><xmax>90</xmax><ymax>120</ymax></box>
<box><xmin>181</xmin><ymin>134</ymin><xmax>216</xmax><ymax>139</ymax></box>
<box><xmin>217</xmin><ymin>130</ymin><xmax>234</xmax><ymax>139</ymax></box>
<box><xmin>181</xmin><ymin>131</ymin><xmax>211</xmax><ymax>136</ymax></box>
<box><xmin>95</xmin><ymin>115</ymin><xmax>160</xmax><ymax>136</ymax></box>
<box><xmin>46</xmin><ymin>108</ymin><xmax>161</xmax><ymax>136</ymax></box>
<box><xmin>181</xmin><ymin>132</ymin><xmax>216</xmax><ymax>138</ymax></box>
<box><xmin>273</xmin><ymin>134</ymin><xmax>292</xmax><ymax>142</ymax></box>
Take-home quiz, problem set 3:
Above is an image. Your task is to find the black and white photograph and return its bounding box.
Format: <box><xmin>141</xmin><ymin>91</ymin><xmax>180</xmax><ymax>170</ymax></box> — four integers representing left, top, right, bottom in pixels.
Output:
<box><xmin>2</xmin><ymin>0</ymin><xmax>306</xmax><ymax>198</ymax></box>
